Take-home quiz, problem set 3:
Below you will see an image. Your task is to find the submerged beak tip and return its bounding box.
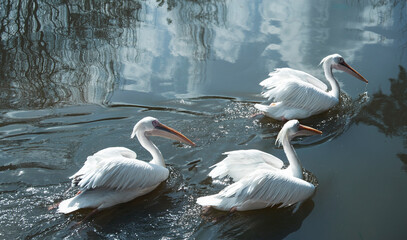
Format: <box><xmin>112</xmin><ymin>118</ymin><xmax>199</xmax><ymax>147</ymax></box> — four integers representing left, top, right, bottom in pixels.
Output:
<box><xmin>184</xmin><ymin>139</ymin><xmax>196</xmax><ymax>147</ymax></box>
<box><xmin>359</xmin><ymin>76</ymin><xmax>368</xmax><ymax>83</ymax></box>
<box><xmin>359</xmin><ymin>77</ymin><xmax>368</xmax><ymax>84</ymax></box>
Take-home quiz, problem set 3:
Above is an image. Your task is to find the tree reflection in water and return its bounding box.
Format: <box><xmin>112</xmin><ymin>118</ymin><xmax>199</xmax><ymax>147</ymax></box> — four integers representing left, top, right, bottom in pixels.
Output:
<box><xmin>355</xmin><ymin>66</ymin><xmax>407</xmax><ymax>170</ymax></box>
<box><xmin>0</xmin><ymin>1</ymin><xmax>144</xmax><ymax>109</ymax></box>
<box><xmin>0</xmin><ymin>0</ymin><xmax>227</xmax><ymax>109</ymax></box>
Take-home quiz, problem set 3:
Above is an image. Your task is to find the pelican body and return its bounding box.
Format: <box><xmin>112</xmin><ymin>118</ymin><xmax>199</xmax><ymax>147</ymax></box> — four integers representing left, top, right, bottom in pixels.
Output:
<box><xmin>197</xmin><ymin>120</ymin><xmax>322</xmax><ymax>211</ymax></box>
<box><xmin>254</xmin><ymin>54</ymin><xmax>368</xmax><ymax>120</ymax></box>
<box><xmin>58</xmin><ymin>117</ymin><xmax>195</xmax><ymax>214</ymax></box>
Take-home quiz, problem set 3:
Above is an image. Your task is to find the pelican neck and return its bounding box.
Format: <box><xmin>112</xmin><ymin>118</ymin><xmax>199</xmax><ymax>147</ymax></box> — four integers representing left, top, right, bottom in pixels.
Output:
<box><xmin>281</xmin><ymin>137</ymin><xmax>303</xmax><ymax>179</ymax></box>
<box><xmin>323</xmin><ymin>62</ymin><xmax>340</xmax><ymax>100</ymax></box>
<box><xmin>136</xmin><ymin>131</ymin><xmax>165</xmax><ymax>167</ymax></box>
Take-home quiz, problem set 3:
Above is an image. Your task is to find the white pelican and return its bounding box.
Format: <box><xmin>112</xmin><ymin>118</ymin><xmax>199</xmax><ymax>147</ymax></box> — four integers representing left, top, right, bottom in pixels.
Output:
<box><xmin>254</xmin><ymin>54</ymin><xmax>368</xmax><ymax>120</ymax></box>
<box><xmin>196</xmin><ymin>120</ymin><xmax>322</xmax><ymax>211</ymax></box>
<box><xmin>58</xmin><ymin>116</ymin><xmax>195</xmax><ymax>215</ymax></box>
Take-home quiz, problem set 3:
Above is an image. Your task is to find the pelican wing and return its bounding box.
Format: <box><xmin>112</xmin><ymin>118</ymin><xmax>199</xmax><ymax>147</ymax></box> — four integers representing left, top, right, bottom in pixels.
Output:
<box><xmin>261</xmin><ymin>68</ymin><xmax>328</xmax><ymax>92</ymax></box>
<box><xmin>208</xmin><ymin>150</ymin><xmax>284</xmax><ymax>181</ymax></box>
<box><xmin>70</xmin><ymin>149</ymin><xmax>169</xmax><ymax>191</ymax></box>
<box><xmin>92</xmin><ymin>147</ymin><xmax>137</xmax><ymax>159</ymax></box>
<box><xmin>259</xmin><ymin>75</ymin><xmax>337</xmax><ymax>115</ymax></box>
<box><xmin>260</xmin><ymin>68</ymin><xmax>333</xmax><ymax>109</ymax></box>
<box><xmin>197</xmin><ymin>170</ymin><xmax>315</xmax><ymax>211</ymax></box>
<box><xmin>229</xmin><ymin>171</ymin><xmax>315</xmax><ymax>209</ymax></box>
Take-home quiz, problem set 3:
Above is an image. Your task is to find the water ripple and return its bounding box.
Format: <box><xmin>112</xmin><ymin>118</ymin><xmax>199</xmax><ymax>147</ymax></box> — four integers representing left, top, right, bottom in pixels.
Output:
<box><xmin>255</xmin><ymin>91</ymin><xmax>371</xmax><ymax>146</ymax></box>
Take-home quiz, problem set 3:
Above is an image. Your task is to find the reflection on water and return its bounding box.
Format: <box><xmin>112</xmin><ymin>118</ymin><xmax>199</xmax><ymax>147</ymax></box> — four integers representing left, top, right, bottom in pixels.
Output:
<box><xmin>0</xmin><ymin>0</ymin><xmax>232</xmax><ymax>109</ymax></box>
<box><xmin>356</xmin><ymin>66</ymin><xmax>407</xmax><ymax>138</ymax></box>
<box><xmin>1</xmin><ymin>0</ymin><xmax>407</xmax><ymax>239</ymax></box>
<box><xmin>117</xmin><ymin>0</ymin><xmax>228</xmax><ymax>99</ymax></box>
<box><xmin>259</xmin><ymin>0</ymin><xmax>400</xmax><ymax>78</ymax></box>
<box><xmin>166</xmin><ymin>0</ymin><xmax>226</xmax><ymax>61</ymax></box>
<box><xmin>1</xmin><ymin>0</ymin><xmax>403</xmax><ymax>110</ymax></box>
<box><xmin>0</xmin><ymin>1</ymin><xmax>144</xmax><ymax>109</ymax></box>
<box><xmin>400</xmin><ymin>153</ymin><xmax>407</xmax><ymax>172</ymax></box>
<box><xmin>356</xmin><ymin>66</ymin><xmax>407</xmax><ymax>168</ymax></box>
<box><xmin>197</xmin><ymin>200</ymin><xmax>314</xmax><ymax>240</ymax></box>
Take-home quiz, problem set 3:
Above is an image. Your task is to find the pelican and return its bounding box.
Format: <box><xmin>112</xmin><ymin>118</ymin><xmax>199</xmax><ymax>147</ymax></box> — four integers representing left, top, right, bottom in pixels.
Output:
<box><xmin>254</xmin><ymin>54</ymin><xmax>368</xmax><ymax>120</ymax></box>
<box><xmin>196</xmin><ymin>120</ymin><xmax>322</xmax><ymax>211</ymax></box>
<box><xmin>58</xmin><ymin>117</ymin><xmax>195</xmax><ymax>215</ymax></box>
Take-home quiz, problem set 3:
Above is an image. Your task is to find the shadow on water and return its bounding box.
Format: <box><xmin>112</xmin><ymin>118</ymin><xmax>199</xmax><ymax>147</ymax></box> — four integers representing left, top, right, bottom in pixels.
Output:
<box><xmin>36</xmin><ymin>166</ymin><xmax>204</xmax><ymax>239</ymax></box>
<box><xmin>195</xmin><ymin>199</ymin><xmax>314</xmax><ymax>240</ymax></box>
<box><xmin>355</xmin><ymin>65</ymin><xmax>407</xmax><ymax>170</ymax></box>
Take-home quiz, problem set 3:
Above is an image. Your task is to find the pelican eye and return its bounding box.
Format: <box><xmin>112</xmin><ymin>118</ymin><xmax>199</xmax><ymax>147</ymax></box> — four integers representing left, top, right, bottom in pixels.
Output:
<box><xmin>294</xmin><ymin>123</ymin><xmax>300</xmax><ymax>131</ymax></box>
<box><xmin>152</xmin><ymin>120</ymin><xmax>160</xmax><ymax>127</ymax></box>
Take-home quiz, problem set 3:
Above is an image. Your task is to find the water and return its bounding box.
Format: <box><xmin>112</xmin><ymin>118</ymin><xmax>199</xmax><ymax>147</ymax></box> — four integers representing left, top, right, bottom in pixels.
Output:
<box><xmin>1</xmin><ymin>0</ymin><xmax>406</xmax><ymax>239</ymax></box>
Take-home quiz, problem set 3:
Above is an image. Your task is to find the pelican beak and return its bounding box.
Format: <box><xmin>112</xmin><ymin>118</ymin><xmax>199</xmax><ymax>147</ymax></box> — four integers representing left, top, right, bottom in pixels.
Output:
<box><xmin>298</xmin><ymin>124</ymin><xmax>322</xmax><ymax>136</ymax></box>
<box><xmin>147</xmin><ymin>122</ymin><xmax>196</xmax><ymax>147</ymax></box>
<box><xmin>339</xmin><ymin>61</ymin><xmax>368</xmax><ymax>83</ymax></box>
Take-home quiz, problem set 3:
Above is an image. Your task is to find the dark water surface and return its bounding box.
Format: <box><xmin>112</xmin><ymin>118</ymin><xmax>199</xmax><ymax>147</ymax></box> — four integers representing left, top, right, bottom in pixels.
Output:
<box><xmin>1</xmin><ymin>0</ymin><xmax>407</xmax><ymax>239</ymax></box>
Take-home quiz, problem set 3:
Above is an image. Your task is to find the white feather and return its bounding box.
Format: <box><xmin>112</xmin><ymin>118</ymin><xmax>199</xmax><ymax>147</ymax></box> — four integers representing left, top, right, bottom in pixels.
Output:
<box><xmin>58</xmin><ymin>117</ymin><xmax>194</xmax><ymax>214</ymax></box>
<box><xmin>70</xmin><ymin>147</ymin><xmax>169</xmax><ymax>191</ymax></box>
<box><xmin>197</xmin><ymin>120</ymin><xmax>321</xmax><ymax>212</ymax></box>
<box><xmin>208</xmin><ymin>150</ymin><xmax>284</xmax><ymax>181</ymax></box>
<box><xmin>254</xmin><ymin>54</ymin><xmax>366</xmax><ymax>120</ymax></box>
<box><xmin>197</xmin><ymin>170</ymin><xmax>315</xmax><ymax>211</ymax></box>
<box><xmin>58</xmin><ymin>147</ymin><xmax>169</xmax><ymax>213</ymax></box>
<box><xmin>263</xmin><ymin>68</ymin><xmax>328</xmax><ymax>91</ymax></box>
<box><xmin>255</xmin><ymin>69</ymin><xmax>338</xmax><ymax>119</ymax></box>
<box><xmin>58</xmin><ymin>185</ymin><xmax>159</xmax><ymax>213</ymax></box>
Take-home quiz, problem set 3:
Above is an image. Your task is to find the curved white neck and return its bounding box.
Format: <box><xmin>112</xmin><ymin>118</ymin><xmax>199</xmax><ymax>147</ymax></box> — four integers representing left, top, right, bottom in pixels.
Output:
<box><xmin>136</xmin><ymin>131</ymin><xmax>165</xmax><ymax>167</ymax></box>
<box><xmin>281</xmin><ymin>137</ymin><xmax>303</xmax><ymax>179</ymax></box>
<box><xmin>323</xmin><ymin>62</ymin><xmax>340</xmax><ymax>100</ymax></box>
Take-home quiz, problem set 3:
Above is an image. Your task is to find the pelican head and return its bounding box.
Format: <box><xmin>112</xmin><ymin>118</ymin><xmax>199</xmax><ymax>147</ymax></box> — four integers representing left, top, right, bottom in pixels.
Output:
<box><xmin>320</xmin><ymin>53</ymin><xmax>368</xmax><ymax>83</ymax></box>
<box><xmin>131</xmin><ymin>117</ymin><xmax>195</xmax><ymax>146</ymax></box>
<box><xmin>276</xmin><ymin>120</ymin><xmax>322</xmax><ymax>145</ymax></box>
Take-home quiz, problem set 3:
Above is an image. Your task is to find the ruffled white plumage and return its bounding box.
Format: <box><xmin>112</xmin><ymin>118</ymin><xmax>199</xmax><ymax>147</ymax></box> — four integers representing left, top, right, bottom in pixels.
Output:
<box><xmin>72</xmin><ymin>147</ymin><xmax>168</xmax><ymax>191</ymax></box>
<box><xmin>197</xmin><ymin>120</ymin><xmax>321</xmax><ymax>211</ymax></box>
<box><xmin>58</xmin><ymin>147</ymin><xmax>169</xmax><ymax>213</ymax></box>
<box><xmin>255</xmin><ymin>54</ymin><xmax>368</xmax><ymax>120</ymax></box>
<box><xmin>57</xmin><ymin>117</ymin><xmax>195</xmax><ymax>214</ymax></box>
<box><xmin>255</xmin><ymin>68</ymin><xmax>338</xmax><ymax>120</ymax></box>
<box><xmin>197</xmin><ymin>170</ymin><xmax>315</xmax><ymax>211</ymax></box>
<box><xmin>262</xmin><ymin>68</ymin><xmax>328</xmax><ymax>91</ymax></box>
<box><xmin>208</xmin><ymin>150</ymin><xmax>284</xmax><ymax>181</ymax></box>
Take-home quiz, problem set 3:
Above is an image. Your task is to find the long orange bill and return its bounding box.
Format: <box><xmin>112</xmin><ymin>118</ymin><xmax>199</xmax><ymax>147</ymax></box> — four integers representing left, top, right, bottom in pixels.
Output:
<box><xmin>148</xmin><ymin>122</ymin><xmax>196</xmax><ymax>147</ymax></box>
<box><xmin>299</xmin><ymin>124</ymin><xmax>323</xmax><ymax>135</ymax></box>
<box><xmin>341</xmin><ymin>61</ymin><xmax>368</xmax><ymax>83</ymax></box>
